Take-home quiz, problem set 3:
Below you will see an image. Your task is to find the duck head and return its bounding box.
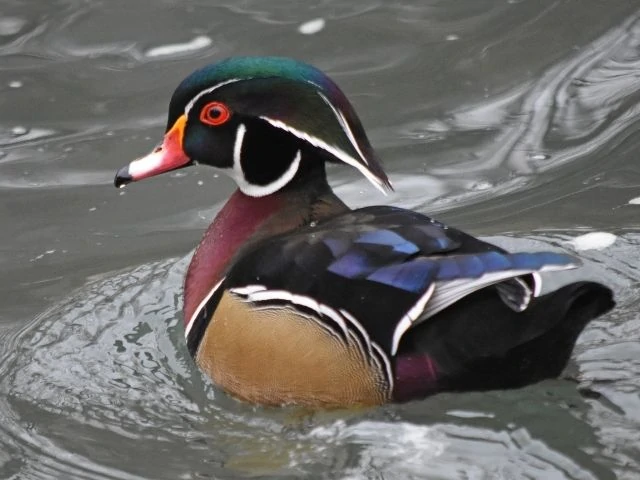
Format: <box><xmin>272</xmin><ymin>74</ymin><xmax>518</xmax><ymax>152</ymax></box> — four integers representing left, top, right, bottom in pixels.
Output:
<box><xmin>115</xmin><ymin>56</ymin><xmax>392</xmax><ymax>196</ymax></box>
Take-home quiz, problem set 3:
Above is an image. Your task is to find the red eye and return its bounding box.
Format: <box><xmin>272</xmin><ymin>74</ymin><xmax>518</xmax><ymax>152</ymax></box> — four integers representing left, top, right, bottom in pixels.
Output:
<box><xmin>200</xmin><ymin>102</ymin><xmax>231</xmax><ymax>126</ymax></box>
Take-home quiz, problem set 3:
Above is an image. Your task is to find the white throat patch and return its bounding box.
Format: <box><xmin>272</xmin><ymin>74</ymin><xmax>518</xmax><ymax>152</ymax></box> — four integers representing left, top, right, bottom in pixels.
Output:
<box><xmin>231</xmin><ymin>123</ymin><xmax>302</xmax><ymax>197</ymax></box>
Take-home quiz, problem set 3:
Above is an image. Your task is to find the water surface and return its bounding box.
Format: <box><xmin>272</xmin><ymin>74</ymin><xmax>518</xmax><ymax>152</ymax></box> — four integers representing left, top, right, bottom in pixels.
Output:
<box><xmin>1</xmin><ymin>1</ymin><xmax>640</xmax><ymax>478</ymax></box>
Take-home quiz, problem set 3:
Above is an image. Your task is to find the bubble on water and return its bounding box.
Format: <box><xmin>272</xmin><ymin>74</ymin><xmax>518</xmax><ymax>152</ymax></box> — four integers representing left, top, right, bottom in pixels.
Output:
<box><xmin>445</xmin><ymin>34</ymin><xmax>460</xmax><ymax>41</ymax></box>
<box><xmin>8</xmin><ymin>81</ymin><xmax>22</xmax><ymax>88</ymax></box>
<box><xmin>298</xmin><ymin>18</ymin><xmax>326</xmax><ymax>35</ymax></box>
<box><xmin>197</xmin><ymin>180</ymin><xmax>204</xmax><ymax>186</ymax></box>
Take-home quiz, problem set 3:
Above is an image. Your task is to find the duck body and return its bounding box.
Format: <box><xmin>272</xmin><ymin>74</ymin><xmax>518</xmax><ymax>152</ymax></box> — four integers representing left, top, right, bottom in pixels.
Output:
<box><xmin>115</xmin><ymin>56</ymin><xmax>614</xmax><ymax>407</ymax></box>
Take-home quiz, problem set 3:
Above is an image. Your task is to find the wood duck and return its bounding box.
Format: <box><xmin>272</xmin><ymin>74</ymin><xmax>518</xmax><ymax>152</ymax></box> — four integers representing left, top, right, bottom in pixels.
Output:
<box><xmin>114</xmin><ymin>57</ymin><xmax>614</xmax><ymax>407</ymax></box>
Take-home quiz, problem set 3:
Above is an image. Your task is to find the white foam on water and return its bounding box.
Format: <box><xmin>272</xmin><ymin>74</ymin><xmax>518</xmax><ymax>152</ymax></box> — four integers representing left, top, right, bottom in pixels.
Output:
<box><xmin>567</xmin><ymin>232</ymin><xmax>617</xmax><ymax>251</ymax></box>
<box><xmin>145</xmin><ymin>35</ymin><xmax>212</xmax><ymax>58</ymax></box>
<box><xmin>11</xmin><ymin>126</ymin><xmax>28</xmax><ymax>135</ymax></box>
<box><xmin>447</xmin><ymin>410</ymin><xmax>495</xmax><ymax>419</ymax></box>
<box><xmin>298</xmin><ymin>18</ymin><xmax>326</xmax><ymax>35</ymax></box>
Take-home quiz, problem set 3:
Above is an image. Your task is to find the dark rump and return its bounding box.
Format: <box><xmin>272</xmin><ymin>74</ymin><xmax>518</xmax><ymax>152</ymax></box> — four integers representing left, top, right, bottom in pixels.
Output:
<box><xmin>393</xmin><ymin>282</ymin><xmax>614</xmax><ymax>401</ymax></box>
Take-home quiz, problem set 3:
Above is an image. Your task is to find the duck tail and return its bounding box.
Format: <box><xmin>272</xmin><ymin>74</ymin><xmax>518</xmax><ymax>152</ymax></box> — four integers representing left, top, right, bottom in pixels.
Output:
<box><xmin>393</xmin><ymin>282</ymin><xmax>614</xmax><ymax>401</ymax></box>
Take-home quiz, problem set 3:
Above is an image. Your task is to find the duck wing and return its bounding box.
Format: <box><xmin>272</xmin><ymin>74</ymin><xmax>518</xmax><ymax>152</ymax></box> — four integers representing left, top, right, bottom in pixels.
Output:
<box><xmin>217</xmin><ymin>206</ymin><xmax>578</xmax><ymax>357</ymax></box>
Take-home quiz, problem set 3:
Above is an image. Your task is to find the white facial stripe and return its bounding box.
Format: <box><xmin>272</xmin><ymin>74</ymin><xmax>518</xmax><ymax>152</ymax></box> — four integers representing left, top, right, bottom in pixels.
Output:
<box><xmin>186</xmin><ymin>277</ymin><xmax>225</xmax><ymax>339</ymax></box>
<box><xmin>183</xmin><ymin>80</ymin><xmax>390</xmax><ymax>196</ymax></box>
<box><xmin>184</xmin><ymin>78</ymin><xmax>243</xmax><ymax>115</ymax></box>
<box><xmin>232</xmin><ymin>122</ymin><xmax>302</xmax><ymax>197</ymax></box>
<box><xmin>317</xmin><ymin>91</ymin><xmax>368</xmax><ymax>166</ymax></box>
<box><xmin>259</xmin><ymin>116</ymin><xmax>389</xmax><ymax>195</ymax></box>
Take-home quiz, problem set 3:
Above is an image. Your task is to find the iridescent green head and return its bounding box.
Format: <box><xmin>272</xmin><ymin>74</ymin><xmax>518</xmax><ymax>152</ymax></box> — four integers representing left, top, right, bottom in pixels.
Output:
<box><xmin>115</xmin><ymin>56</ymin><xmax>391</xmax><ymax>196</ymax></box>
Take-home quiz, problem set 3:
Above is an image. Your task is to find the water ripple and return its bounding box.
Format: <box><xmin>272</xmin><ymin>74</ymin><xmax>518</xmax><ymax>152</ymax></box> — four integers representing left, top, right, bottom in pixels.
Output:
<box><xmin>399</xmin><ymin>10</ymin><xmax>640</xmax><ymax>181</ymax></box>
<box><xmin>304</xmin><ymin>420</ymin><xmax>598</xmax><ymax>480</ymax></box>
<box><xmin>1</xmin><ymin>1</ymin><xmax>639</xmax><ymax>478</ymax></box>
<box><xmin>0</xmin><ymin>232</ymin><xmax>635</xmax><ymax>478</ymax></box>
<box><xmin>219</xmin><ymin>0</ymin><xmax>382</xmax><ymax>24</ymax></box>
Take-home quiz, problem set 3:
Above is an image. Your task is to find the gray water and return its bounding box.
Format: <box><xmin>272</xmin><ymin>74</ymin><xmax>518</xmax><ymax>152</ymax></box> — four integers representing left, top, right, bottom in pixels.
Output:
<box><xmin>1</xmin><ymin>1</ymin><xmax>640</xmax><ymax>478</ymax></box>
